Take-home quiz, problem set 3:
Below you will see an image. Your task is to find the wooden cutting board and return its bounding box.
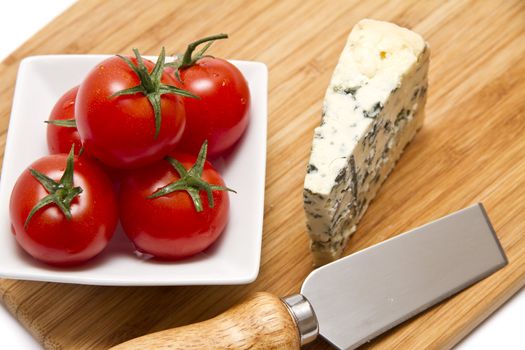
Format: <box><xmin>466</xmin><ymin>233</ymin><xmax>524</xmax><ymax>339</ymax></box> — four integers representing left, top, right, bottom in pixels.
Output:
<box><xmin>1</xmin><ymin>0</ymin><xmax>524</xmax><ymax>348</ymax></box>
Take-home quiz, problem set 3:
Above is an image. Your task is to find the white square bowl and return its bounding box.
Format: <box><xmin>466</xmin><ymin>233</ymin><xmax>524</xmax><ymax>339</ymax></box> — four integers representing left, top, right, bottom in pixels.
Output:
<box><xmin>0</xmin><ymin>55</ymin><xmax>267</xmax><ymax>286</ymax></box>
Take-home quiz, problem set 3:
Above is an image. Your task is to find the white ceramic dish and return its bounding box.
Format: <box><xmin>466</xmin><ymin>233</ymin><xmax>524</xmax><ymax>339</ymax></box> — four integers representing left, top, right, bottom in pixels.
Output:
<box><xmin>0</xmin><ymin>55</ymin><xmax>267</xmax><ymax>286</ymax></box>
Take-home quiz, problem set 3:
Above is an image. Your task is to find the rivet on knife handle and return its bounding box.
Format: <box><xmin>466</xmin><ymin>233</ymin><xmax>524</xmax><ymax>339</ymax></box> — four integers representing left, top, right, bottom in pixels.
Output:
<box><xmin>281</xmin><ymin>294</ymin><xmax>319</xmax><ymax>345</ymax></box>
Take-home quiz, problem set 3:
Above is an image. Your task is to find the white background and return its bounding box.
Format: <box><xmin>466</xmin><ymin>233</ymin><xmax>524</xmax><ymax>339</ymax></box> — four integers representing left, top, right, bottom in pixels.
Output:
<box><xmin>0</xmin><ymin>1</ymin><xmax>523</xmax><ymax>349</ymax></box>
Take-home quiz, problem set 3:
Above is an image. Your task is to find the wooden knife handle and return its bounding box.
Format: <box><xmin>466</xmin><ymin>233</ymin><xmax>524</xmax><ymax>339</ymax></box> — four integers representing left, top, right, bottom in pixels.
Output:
<box><xmin>110</xmin><ymin>292</ymin><xmax>301</xmax><ymax>350</ymax></box>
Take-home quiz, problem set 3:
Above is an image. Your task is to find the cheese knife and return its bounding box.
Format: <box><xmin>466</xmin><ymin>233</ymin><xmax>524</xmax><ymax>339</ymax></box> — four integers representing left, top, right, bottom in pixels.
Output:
<box><xmin>111</xmin><ymin>203</ymin><xmax>507</xmax><ymax>350</ymax></box>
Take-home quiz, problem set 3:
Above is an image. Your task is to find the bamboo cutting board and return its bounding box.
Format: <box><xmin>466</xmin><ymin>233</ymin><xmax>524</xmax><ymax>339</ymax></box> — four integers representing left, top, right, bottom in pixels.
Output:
<box><xmin>1</xmin><ymin>0</ymin><xmax>524</xmax><ymax>349</ymax></box>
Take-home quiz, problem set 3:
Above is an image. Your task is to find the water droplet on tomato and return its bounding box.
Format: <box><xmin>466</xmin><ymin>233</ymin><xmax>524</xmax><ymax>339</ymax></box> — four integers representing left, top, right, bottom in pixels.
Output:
<box><xmin>240</xmin><ymin>98</ymin><xmax>246</xmax><ymax>104</ymax></box>
<box><xmin>134</xmin><ymin>249</ymin><xmax>154</xmax><ymax>260</ymax></box>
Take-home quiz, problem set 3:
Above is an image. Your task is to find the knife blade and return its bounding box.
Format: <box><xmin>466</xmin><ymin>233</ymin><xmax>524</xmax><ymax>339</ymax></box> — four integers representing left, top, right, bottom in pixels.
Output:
<box><xmin>297</xmin><ymin>202</ymin><xmax>507</xmax><ymax>349</ymax></box>
<box><xmin>111</xmin><ymin>203</ymin><xmax>507</xmax><ymax>350</ymax></box>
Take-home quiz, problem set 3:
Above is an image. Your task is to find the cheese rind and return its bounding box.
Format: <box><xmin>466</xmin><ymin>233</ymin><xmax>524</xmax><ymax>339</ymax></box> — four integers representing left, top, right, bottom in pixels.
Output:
<box><xmin>304</xmin><ymin>19</ymin><xmax>430</xmax><ymax>265</ymax></box>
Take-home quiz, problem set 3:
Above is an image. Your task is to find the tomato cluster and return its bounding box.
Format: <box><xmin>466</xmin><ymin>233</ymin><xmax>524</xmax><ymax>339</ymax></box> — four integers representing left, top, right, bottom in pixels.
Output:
<box><xmin>9</xmin><ymin>34</ymin><xmax>248</xmax><ymax>266</ymax></box>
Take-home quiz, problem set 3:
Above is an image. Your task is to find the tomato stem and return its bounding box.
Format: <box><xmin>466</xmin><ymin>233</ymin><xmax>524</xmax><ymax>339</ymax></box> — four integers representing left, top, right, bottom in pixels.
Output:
<box><xmin>45</xmin><ymin>119</ymin><xmax>77</xmax><ymax>128</ymax></box>
<box><xmin>24</xmin><ymin>145</ymin><xmax>83</xmax><ymax>229</ymax></box>
<box><xmin>111</xmin><ymin>48</ymin><xmax>198</xmax><ymax>138</ymax></box>
<box><xmin>180</xmin><ymin>33</ymin><xmax>228</xmax><ymax>69</ymax></box>
<box><xmin>168</xmin><ymin>33</ymin><xmax>228</xmax><ymax>81</ymax></box>
<box><xmin>148</xmin><ymin>141</ymin><xmax>235</xmax><ymax>212</ymax></box>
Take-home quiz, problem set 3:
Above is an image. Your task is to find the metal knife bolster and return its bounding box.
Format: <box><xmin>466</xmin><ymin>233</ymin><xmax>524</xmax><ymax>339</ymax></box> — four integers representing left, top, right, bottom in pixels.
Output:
<box><xmin>281</xmin><ymin>294</ymin><xmax>319</xmax><ymax>345</ymax></box>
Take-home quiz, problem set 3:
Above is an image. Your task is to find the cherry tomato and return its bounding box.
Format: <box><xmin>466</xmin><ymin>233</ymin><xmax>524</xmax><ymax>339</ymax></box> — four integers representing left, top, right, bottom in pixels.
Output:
<box><xmin>76</xmin><ymin>48</ymin><xmax>194</xmax><ymax>169</ymax></box>
<box><xmin>46</xmin><ymin>86</ymin><xmax>124</xmax><ymax>182</ymax></box>
<box><xmin>169</xmin><ymin>34</ymin><xmax>250</xmax><ymax>158</ymax></box>
<box><xmin>119</xmin><ymin>142</ymin><xmax>231</xmax><ymax>260</ymax></box>
<box><xmin>9</xmin><ymin>148</ymin><xmax>119</xmax><ymax>266</ymax></box>
<box><xmin>46</xmin><ymin>86</ymin><xmax>82</xmax><ymax>154</ymax></box>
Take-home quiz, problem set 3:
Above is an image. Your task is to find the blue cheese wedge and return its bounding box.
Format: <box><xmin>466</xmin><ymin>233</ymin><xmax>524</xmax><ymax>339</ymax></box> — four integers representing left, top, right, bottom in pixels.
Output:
<box><xmin>304</xmin><ymin>19</ymin><xmax>430</xmax><ymax>265</ymax></box>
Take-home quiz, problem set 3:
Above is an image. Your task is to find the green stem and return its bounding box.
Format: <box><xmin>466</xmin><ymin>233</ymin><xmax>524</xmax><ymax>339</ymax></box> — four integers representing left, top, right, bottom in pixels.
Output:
<box><xmin>25</xmin><ymin>145</ymin><xmax>83</xmax><ymax>228</ymax></box>
<box><xmin>45</xmin><ymin>119</ymin><xmax>77</xmax><ymax>128</ymax></box>
<box><xmin>147</xmin><ymin>141</ymin><xmax>235</xmax><ymax>212</ymax></box>
<box><xmin>111</xmin><ymin>47</ymin><xmax>198</xmax><ymax>138</ymax></box>
<box><xmin>179</xmin><ymin>33</ymin><xmax>228</xmax><ymax>69</ymax></box>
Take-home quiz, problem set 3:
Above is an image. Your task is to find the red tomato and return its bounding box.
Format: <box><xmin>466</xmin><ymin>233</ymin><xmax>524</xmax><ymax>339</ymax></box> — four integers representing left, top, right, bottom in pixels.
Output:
<box><xmin>9</xmin><ymin>149</ymin><xmax>118</xmax><ymax>266</ymax></box>
<box><xmin>119</xmin><ymin>143</ymin><xmax>231</xmax><ymax>259</ymax></box>
<box><xmin>169</xmin><ymin>34</ymin><xmax>250</xmax><ymax>158</ymax></box>
<box><xmin>76</xmin><ymin>49</ymin><xmax>192</xmax><ymax>169</ymax></box>
<box><xmin>46</xmin><ymin>86</ymin><xmax>82</xmax><ymax>154</ymax></box>
<box><xmin>46</xmin><ymin>86</ymin><xmax>124</xmax><ymax>182</ymax></box>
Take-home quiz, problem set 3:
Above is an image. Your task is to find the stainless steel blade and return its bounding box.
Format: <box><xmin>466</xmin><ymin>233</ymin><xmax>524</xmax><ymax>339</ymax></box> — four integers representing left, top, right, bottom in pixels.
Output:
<box><xmin>300</xmin><ymin>203</ymin><xmax>507</xmax><ymax>349</ymax></box>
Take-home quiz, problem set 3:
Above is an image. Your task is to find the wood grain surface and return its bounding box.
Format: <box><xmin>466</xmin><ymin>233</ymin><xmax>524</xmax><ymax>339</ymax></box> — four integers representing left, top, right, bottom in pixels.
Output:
<box><xmin>109</xmin><ymin>292</ymin><xmax>300</xmax><ymax>350</ymax></box>
<box><xmin>1</xmin><ymin>0</ymin><xmax>524</xmax><ymax>349</ymax></box>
